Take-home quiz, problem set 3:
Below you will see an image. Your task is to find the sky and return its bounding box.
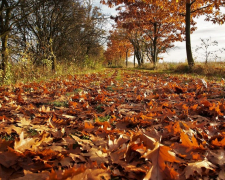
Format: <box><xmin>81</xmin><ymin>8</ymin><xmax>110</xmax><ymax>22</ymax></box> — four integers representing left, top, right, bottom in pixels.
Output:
<box><xmin>93</xmin><ymin>0</ymin><xmax>225</xmax><ymax>63</ymax></box>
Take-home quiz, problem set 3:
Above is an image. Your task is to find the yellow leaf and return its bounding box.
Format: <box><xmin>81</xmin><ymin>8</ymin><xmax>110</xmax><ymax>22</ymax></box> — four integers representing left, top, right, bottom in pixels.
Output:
<box><xmin>14</xmin><ymin>132</ymin><xmax>36</xmax><ymax>152</ymax></box>
<box><xmin>185</xmin><ymin>159</ymin><xmax>216</xmax><ymax>179</ymax></box>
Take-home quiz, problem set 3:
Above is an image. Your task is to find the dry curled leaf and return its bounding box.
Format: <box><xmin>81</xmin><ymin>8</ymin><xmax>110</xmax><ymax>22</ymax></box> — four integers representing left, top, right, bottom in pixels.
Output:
<box><xmin>184</xmin><ymin>159</ymin><xmax>216</xmax><ymax>179</ymax></box>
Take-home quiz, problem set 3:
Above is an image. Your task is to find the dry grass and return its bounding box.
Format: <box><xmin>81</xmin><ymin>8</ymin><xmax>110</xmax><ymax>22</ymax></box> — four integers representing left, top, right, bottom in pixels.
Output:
<box><xmin>2</xmin><ymin>60</ymin><xmax>225</xmax><ymax>86</ymax></box>
<box><xmin>175</xmin><ymin>62</ymin><xmax>225</xmax><ymax>77</ymax></box>
<box><xmin>0</xmin><ymin>61</ymin><xmax>105</xmax><ymax>85</ymax></box>
<box><xmin>134</xmin><ymin>61</ymin><xmax>225</xmax><ymax>80</ymax></box>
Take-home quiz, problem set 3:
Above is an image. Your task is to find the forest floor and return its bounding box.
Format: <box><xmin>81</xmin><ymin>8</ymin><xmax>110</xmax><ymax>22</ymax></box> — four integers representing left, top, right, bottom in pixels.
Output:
<box><xmin>0</xmin><ymin>68</ymin><xmax>225</xmax><ymax>180</ymax></box>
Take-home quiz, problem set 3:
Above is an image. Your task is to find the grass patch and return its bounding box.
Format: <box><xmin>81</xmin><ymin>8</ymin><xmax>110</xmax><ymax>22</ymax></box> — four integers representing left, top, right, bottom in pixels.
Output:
<box><xmin>73</xmin><ymin>88</ymin><xmax>82</xmax><ymax>94</ymax></box>
<box><xmin>115</xmin><ymin>70</ymin><xmax>122</xmax><ymax>81</ymax></box>
<box><xmin>110</xmin><ymin>177</ymin><xmax>122</xmax><ymax>180</ymax></box>
<box><xmin>134</xmin><ymin>62</ymin><xmax>225</xmax><ymax>82</ymax></box>
<box><xmin>50</xmin><ymin>101</ymin><xmax>69</xmax><ymax>107</ymax></box>
<box><xmin>103</xmin><ymin>70</ymin><xmax>115</xmax><ymax>79</ymax></box>
<box><xmin>65</xmin><ymin>92</ymin><xmax>74</xmax><ymax>97</ymax></box>
<box><xmin>1</xmin><ymin>60</ymin><xmax>106</xmax><ymax>86</ymax></box>
<box><xmin>106</xmin><ymin>86</ymin><xmax>116</xmax><ymax>92</ymax></box>
<box><xmin>70</xmin><ymin>131</ymin><xmax>90</xmax><ymax>140</ymax></box>
<box><xmin>81</xmin><ymin>134</ymin><xmax>90</xmax><ymax>140</ymax></box>
<box><xmin>26</xmin><ymin>128</ymin><xmax>39</xmax><ymax>137</ymax></box>
<box><xmin>173</xmin><ymin>62</ymin><xmax>225</xmax><ymax>81</ymax></box>
<box><xmin>97</xmin><ymin>115</ymin><xmax>111</xmax><ymax>122</ymax></box>
<box><xmin>65</xmin><ymin>88</ymin><xmax>83</xmax><ymax>96</ymax></box>
<box><xmin>95</xmin><ymin>104</ymin><xmax>105</xmax><ymax>113</ymax></box>
<box><xmin>108</xmin><ymin>65</ymin><xmax>123</xmax><ymax>68</ymax></box>
<box><xmin>0</xmin><ymin>134</ymin><xmax>17</xmax><ymax>141</ymax></box>
<box><xmin>91</xmin><ymin>81</ymin><xmax>101</xmax><ymax>86</ymax></box>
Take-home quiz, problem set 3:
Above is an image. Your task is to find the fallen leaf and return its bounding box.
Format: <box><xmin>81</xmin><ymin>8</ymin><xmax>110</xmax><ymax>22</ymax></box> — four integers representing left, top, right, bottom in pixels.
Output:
<box><xmin>207</xmin><ymin>149</ymin><xmax>225</xmax><ymax>166</ymax></box>
<box><xmin>142</xmin><ymin>142</ymin><xmax>180</xmax><ymax>180</ymax></box>
<box><xmin>14</xmin><ymin>170</ymin><xmax>49</xmax><ymax>180</ymax></box>
<box><xmin>212</xmin><ymin>137</ymin><xmax>225</xmax><ymax>147</ymax></box>
<box><xmin>14</xmin><ymin>132</ymin><xmax>36</xmax><ymax>152</ymax></box>
<box><xmin>17</xmin><ymin>117</ymin><xmax>31</xmax><ymax>127</ymax></box>
<box><xmin>184</xmin><ymin>159</ymin><xmax>216</xmax><ymax>179</ymax></box>
<box><xmin>0</xmin><ymin>147</ymin><xmax>22</xmax><ymax>168</ymax></box>
<box><xmin>67</xmin><ymin>168</ymin><xmax>111</xmax><ymax>180</ymax></box>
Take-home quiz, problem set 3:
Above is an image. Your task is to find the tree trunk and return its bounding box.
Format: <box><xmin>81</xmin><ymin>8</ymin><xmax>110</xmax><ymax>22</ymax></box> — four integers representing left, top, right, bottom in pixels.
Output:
<box><xmin>141</xmin><ymin>50</ymin><xmax>144</xmax><ymax>65</ymax></box>
<box><xmin>186</xmin><ymin>2</ymin><xmax>194</xmax><ymax>67</ymax></box>
<box><xmin>205</xmin><ymin>54</ymin><xmax>208</xmax><ymax>64</ymax></box>
<box><xmin>50</xmin><ymin>46</ymin><xmax>56</xmax><ymax>72</ymax></box>
<box><xmin>205</xmin><ymin>48</ymin><xmax>208</xmax><ymax>64</ymax></box>
<box><xmin>126</xmin><ymin>49</ymin><xmax>128</xmax><ymax>68</ymax></box>
<box><xmin>134</xmin><ymin>49</ymin><xmax>142</xmax><ymax>67</ymax></box>
<box><xmin>152</xmin><ymin>45</ymin><xmax>157</xmax><ymax>69</ymax></box>
<box><xmin>1</xmin><ymin>35</ymin><xmax>9</xmax><ymax>73</ymax></box>
<box><xmin>152</xmin><ymin>23</ymin><xmax>158</xmax><ymax>69</ymax></box>
<box><xmin>51</xmin><ymin>55</ymin><xmax>56</xmax><ymax>72</ymax></box>
<box><xmin>134</xmin><ymin>54</ymin><xmax>135</xmax><ymax>68</ymax></box>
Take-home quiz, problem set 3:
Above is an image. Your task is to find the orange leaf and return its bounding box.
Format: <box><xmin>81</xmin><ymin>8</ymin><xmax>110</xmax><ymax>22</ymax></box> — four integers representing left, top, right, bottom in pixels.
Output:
<box><xmin>69</xmin><ymin>101</ymin><xmax>78</xmax><ymax>108</ymax></box>
<box><xmin>84</xmin><ymin>122</ymin><xmax>94</xmax><ymax>129</ymax></box>
<box><xmin>142</xmin><ymin>142</ymin><xmax>180</xmax><ymax>180</ymax></box>
<box><xmin>179</xmin><ymin>130</ymin><xmax>205</xmax><ymax>152</ymax></box>
<box><xmin>165</xmin><ymin>122</ymin><xmax>181</xmax><ymax>135</ymax></box>
<box><xmin>136</xmin><ymin>95</ymin><xmax>143</xmax><ymax>101</ymax></box>
<box><xmin>130</xmin><ymin>143</ymin><xmax>146</xmax><ymax>152</ymax></box>
<box><xmin>191</xmin><ymin>104</ymin><xmax>198</xmax><ymax>110</ymax></box>
<box><xmin>201</xmin><ymin>100</ymin><xmax>212</xmax><ymax>107</ymax></box>
<box><xmin>212</xmin><ymin>137</ymin><xmax>225</xmax><ymax>147</ymax></box>
<box><xmin>191</xmin><ymin>152</ymin><xmax>202</xmax><ymax>160</ymax></box>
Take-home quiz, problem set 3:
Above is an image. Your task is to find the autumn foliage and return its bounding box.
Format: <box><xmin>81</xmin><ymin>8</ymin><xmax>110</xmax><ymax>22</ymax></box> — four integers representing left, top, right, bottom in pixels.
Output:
<box><xmin>102</xmin><ymin>0</ymin><xmax>225</xmax><ymax>67</ymax></box>
<box><xmin>104</xmin><ymin>29</ymin><xmax>133</xmax><ymax>67</ymax></box>
<box><xmin>1</xmin><ymin>69</ymin><xmax>225</xmax><ymax>179</ymax></box>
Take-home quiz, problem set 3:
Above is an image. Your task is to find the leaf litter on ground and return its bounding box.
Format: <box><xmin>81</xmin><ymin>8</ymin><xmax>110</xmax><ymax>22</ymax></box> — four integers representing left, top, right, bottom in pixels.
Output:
<box><xmin>0</xmin><ymin>69</ymin><xmax>225</xmax><ymax>179</ymax></box>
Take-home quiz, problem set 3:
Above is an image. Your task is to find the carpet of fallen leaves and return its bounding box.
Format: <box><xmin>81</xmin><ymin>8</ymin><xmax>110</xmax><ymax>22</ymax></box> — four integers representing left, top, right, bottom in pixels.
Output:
<box><xmin>1</xmin><ymin>69</ymin><xmax>225</xmax><ymax>180</ymax></box>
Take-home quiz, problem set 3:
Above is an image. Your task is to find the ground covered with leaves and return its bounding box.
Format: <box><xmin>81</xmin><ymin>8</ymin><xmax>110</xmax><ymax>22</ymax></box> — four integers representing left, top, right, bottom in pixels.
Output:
<box><xmin>1</xmin><ymin>69</ymin><xmax>225</xmax><ymax>180</ymax></box>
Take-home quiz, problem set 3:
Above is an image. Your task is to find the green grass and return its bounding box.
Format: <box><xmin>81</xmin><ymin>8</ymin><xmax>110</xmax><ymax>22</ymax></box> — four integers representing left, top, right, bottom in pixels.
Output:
<box><xmin>73</xmin><ymin>88</ymin><xmax>82</xmax><ymax>93</ymax></box>
<box><xmin>106</xmin><ymin>86</ymin><xmax>116</xmax><ymax>92</ymax></box>
<box><xmin>115</xmin><ymin>70</ymin><xmax>122</xmax><ymax>81</ymax></box>
<box><xmin>0</xmin><ymin>134</ymin><xmax>17</xmax><ymax>141</ymax></box>
<box><xmin>50</xmin><ymin>101</ymin><xmax>69</xmax><ymax>107</ymax></box>
<box><xmin>70</xmin><ymin>131</ymin><xmax>90</xmax><ymax>140</ymax></box>
<box><xmin>26</xmin><ymin>128</ymin><xmax>39</xmax><ymax>137</ymax></box>
<box><xmin>81</xmin><ymin>134</ymin><xmax>90</xmax><ymax>140</ymax></box>
<box><xmin>65</xmin><ymin>88</ymin><xmax>83</xmax><ymax>97</ymax></box>
<box><xmin>108</xmin><ymin>65</ymin><xmax>123</xmax><ymax>68</ymax></box>
<box><xmin>110</xmin><ymin>177</ymin><xmax>122</xmax><ymax>180</ymax></box>
<box><xmin>97</xmin><ymin>115</ymin><xmax>111</xmax><ymax>122</ymax></box>
<box><xmin>103</xmin><ymin>70</ymin><xmax>115</xmax><ymax>79</ymax></box>
<box><xmin>95</xmin><ymin>104</ymin><xmax>105</xmax><ymax>113</ymax></box>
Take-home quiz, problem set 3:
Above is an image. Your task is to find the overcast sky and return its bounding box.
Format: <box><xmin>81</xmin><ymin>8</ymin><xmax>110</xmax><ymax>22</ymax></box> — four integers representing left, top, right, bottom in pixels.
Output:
<box><xmin>94</xmin><ymin>1</ymin><xmax>225</xmax><ymax>63</ymax></box>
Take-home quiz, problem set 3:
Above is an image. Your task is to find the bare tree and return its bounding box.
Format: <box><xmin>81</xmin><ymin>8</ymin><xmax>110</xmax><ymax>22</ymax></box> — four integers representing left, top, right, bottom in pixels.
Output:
<box><xmin>195</xmin><ymin>37</ymin><xmax>224</xmax><ymax>63</ymax></box>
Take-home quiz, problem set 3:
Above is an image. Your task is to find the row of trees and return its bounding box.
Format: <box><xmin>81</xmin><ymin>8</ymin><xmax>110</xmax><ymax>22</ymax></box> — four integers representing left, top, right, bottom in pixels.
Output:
<box><xmin>103</xmin><ymin>0</ymin><xmax>225</xmax><ymax>68</ymax></box>
<box><xmin>0</xmin><ymin>0</ymin><xmax>106</xmax><ymax>80</ymax></box>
